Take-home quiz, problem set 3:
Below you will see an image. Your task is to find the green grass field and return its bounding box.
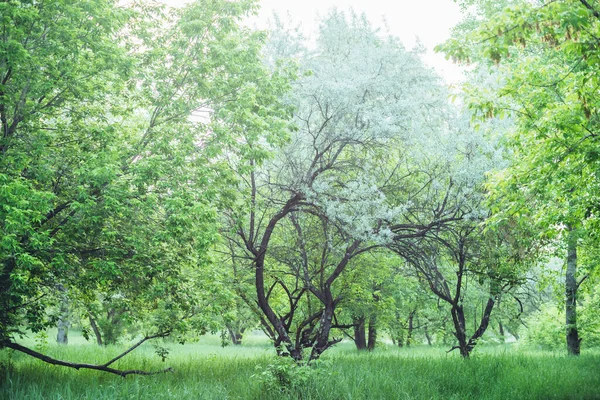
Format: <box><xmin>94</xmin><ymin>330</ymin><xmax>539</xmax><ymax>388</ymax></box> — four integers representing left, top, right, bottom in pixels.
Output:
<box><xmin>2</xmin><ymin>331</ymin><xmax>600</xmax><ymax>399</ymax></box>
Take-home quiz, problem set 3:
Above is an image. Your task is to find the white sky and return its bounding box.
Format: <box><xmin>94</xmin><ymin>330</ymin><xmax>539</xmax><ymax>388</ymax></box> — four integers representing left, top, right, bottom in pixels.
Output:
<box><xmin>165</xmin><ymin>0</ymin><xmax>465</xmax><ymax>84</ymax></box>
<box><xmin>253</xmin><ymin>0</ymin><xmax>465</xmax><ymax>84</ymax></box>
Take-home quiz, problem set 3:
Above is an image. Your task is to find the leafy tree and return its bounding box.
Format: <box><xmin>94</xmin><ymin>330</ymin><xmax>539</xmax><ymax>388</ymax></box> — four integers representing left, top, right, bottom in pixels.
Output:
<box><xmin>222</xmin><ymin>9</ymin><xmax>450</xmax><ymax>361</ymax></box>
<box><xmin>384</xmin><ymin>105</ymin><xmax>536</xmax><ymax>357</ymax></box>
<box><xmin>439</xmin><ymin>0</ymin><xmax>600</xmax><ymax>355</ymax></box>
<box><xmin>336</xmin><ymin>251</ymin><xmax>396</xmax><ymax>351</ymax></box>
<box><xmin>0</xmin><ymin>0</ymin><xmax>286</xmax><ymax>375</ymax></box>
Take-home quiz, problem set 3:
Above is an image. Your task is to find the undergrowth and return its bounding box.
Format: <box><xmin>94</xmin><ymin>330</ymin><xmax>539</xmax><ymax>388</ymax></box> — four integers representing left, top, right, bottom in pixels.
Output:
<box><xmin>1</xmin><ymin>334</ymin><xmax>600</xmax><ymax>399</ymax></box>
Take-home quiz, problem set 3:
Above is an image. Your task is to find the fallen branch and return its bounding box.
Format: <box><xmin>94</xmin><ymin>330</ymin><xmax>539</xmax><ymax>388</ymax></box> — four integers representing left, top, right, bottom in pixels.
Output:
<box><xmin>2</xmin><ymin>332</ymin><xmax>174</xmax><ymax>377</ymax></box>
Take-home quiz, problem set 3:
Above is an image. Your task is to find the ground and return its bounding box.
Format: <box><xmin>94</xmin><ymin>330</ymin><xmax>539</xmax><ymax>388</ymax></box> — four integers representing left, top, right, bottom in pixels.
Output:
<box><xmin>1</xmin><ymin>330</ymin><xmax>600</xmax><ymax>399</ymax></box>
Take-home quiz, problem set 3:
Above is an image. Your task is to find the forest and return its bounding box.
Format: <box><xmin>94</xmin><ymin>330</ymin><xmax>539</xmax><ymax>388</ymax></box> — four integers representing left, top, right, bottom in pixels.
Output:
<box><xmin>1</xmin><ymin>0</ymin><xmax>600</xmax><ymax>398</ymax></box>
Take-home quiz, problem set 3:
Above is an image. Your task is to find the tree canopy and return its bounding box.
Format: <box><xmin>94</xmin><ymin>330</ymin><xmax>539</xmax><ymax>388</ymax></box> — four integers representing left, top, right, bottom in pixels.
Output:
<box><xmin>1</xmin><ymin>0</ymin><xmax>599</xmax><ymax>377</ymax></box>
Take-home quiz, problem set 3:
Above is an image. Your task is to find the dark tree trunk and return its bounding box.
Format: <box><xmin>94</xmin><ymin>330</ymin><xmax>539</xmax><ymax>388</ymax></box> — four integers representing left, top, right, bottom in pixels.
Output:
<box><xmin>253</xmin><ymin>194</ymin><xmax>306</xmax><ymax>361</ymax></box>
<box><xmin>393</xmin><ymin>311</ymin><xmax>404</xmax><ymax>347</ymax></box>
<box><xmin>498</xmin><ymin>322</ymin><xmax>505</xmax><ymax>343</ymax></box>
<box><xmin>406</xmin><ymin>311</ymin><xmax>415</xmax><ymax>347</ymax></box>
<box><xmin>250</xmin><ymin>193</ymin><xmax>359</xmax><ymax>361</ymax></box>
<box><xmin>353</xmin><ymin>316</ymin><xmax>367</xmax><ymax>350</ymax></box>
<box><xmin>506</xmin><ymin>326</ymin><xmax>519</xmax><ymax>341</ymax></box>
<box><xmin>424</xmin><ymin>324</ymin><xmax>432</xmax><ymax>346</ymax></box>
<box><xmin>451</xmin><ymin>305</ymin><xmax>470</xmax><ymax>357</ymax></box>
<box><xmin>56</xmin><ymin>285</ymin><xmax>68</xmax><ymax>345</ymax></box>
<box><xmin>566</xmin><ymin>227</ymin><xmax>581</xmax><ymax>355</ymax></box>
<box><xmin>0</xmin><ymin>258</ymin><xmax>16</xmax><ymax>340</ymax></box>
<box><xmin>451</xmin><ymin>293</ymin><xmax>497</xmax><ymax>357</ymax></box>
<box><xmin>310</xmin><ymin>304</ymin><xmax>336</xmax><ymax>360</ymax></box>
<box><xmin>89</xmin><ymin>315</ymin><xmax>103</xmax><ymax>346</ymax></box>
<box><xmin>367</xmin><ymin>315</ymin><xmax>377</xmax><ymax>351</ymax></box>
<box><xmin>227</xmin><ymin>327</ymin><xmax>244</xmax><ymax>345</ymax></box>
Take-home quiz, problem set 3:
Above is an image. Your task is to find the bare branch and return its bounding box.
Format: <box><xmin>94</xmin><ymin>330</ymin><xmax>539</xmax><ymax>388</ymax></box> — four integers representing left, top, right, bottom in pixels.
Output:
<box><xmin>3</xmin><ymin>336</ymin><xmax>174</xmax><ymax>377</ymax></box>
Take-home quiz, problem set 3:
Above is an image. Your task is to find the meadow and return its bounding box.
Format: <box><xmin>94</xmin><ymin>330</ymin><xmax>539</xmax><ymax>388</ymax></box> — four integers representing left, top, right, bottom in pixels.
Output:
<box><xmin>1</xmin><ymin>331</ymin><xmax>600</xmax><ymax>399</ymax></box>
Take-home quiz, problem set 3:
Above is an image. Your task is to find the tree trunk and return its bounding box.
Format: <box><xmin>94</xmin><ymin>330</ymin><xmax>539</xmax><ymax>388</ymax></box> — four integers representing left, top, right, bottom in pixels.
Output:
<box><xmin>566</xmin><ymin>227</ymin><xmax>581</xmax><ymax>355</ymax></box>
<box><xmin>56</xmin><ymin>322</ymin><xmax>68</xmax><ymax>344</ymax></box>
<box><xmin>424</xmin><ymin>324</ymin><xmax>432</xmax><ymax>346</ymax></box>
<box><xmin>353</xmin><ymin>316</ymin><xmax>367</xmax><ymax>350</ymax></box>
<box><xmin>406</xmin><ymin>311</ymin><xmax>415</xmax><ymax>347</ymax></box>
<box><xmin>506</xmin><ymin>326</ymin><xmax>519</xmax><ymax>341</ymax></box>
<box><xmin>0</xmin><ymin>258</ymin><xmax>16</xmax><ymax>341</ymax></box>
<box><xmin>89</xmin><ymin>315</ymin><xmax>103</xmax><ymax>346</ymax></box>
<box><xmin>310</xmin><ymin>304</ymin><xmax>335</xmax><ymax>360</ymax></box>
<box><xmin>56</xmin><ymin>285</ymin><xmax>69</xmax><ymax>345</ymax></box>
<box><xmin>367</xmin><ymin>315</ymin><xmax>377</xmax><ymax>351</ymax></box>
<box><xmin>498</xmin><ymin>322</ymin><xmax>505</xmax><ymax>343</ymax></box>
<box><xmin>451</xmin><ymin>305</ymin><xmax>470</xmax><ymax>358</ymax></box>
<box><xmin>393</xmin><ymin>310</ymin><xmax>404</xmax><ymax>347</ymax></box>
<box><xmin>227</xmin><ymin>327</ymin><xmax>244</xmax><ymax>345</ymax></box>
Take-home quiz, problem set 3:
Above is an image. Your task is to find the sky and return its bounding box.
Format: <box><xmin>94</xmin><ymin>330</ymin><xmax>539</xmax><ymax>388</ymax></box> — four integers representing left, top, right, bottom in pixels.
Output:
<box><xmin>165</xmin><ymin>0</ymin><xmax>465</xmax><ymax>84</ymax></box>
<box><xmin>253</xmin><ymin>0</ymin><xmax>465</xmax><ymax>83</ymax></box>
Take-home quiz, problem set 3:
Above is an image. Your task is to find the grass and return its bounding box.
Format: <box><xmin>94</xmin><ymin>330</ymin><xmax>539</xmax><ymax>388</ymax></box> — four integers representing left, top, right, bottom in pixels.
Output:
<box><xmin>2</xmin><ymin>331</ymin><xmax>600</xmax><ymax>399</ymax></box>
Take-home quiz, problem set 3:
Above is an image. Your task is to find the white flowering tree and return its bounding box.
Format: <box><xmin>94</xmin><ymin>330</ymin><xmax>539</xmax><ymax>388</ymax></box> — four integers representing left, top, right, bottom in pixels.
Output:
<box><xmin>222</xmin><ymin>10</ymin><xmax>456</xmax><ymax>360</ymax></box>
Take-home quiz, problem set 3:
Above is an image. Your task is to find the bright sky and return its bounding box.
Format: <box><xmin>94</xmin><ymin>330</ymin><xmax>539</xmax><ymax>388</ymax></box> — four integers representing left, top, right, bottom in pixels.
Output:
<box><xmin>165</xmin><ymin>0</ymin><xmax>465</xmax><ymax>84</ymax></box>
<box><xmin>253</xmin><ymin>0</ymin><xmax>465</xmax><ymax>84</ymax></box>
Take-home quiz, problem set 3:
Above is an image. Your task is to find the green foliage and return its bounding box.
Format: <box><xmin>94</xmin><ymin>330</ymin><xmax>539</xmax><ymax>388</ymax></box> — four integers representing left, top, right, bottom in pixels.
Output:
<box><xmin>579</xmin><ymin>288</ymin><xmax>600</xmax><ymax>347</ymax></box>
<box><xmin>440</xmin><ymin>0</ymin><xmax>600</xmax><ymax>236</ymax></box>
<box><xmin>523</xmin><ymin>286</ymin><xmax>600</xmax><ymax>350</ymax></box>
<box><xmin>0</xmin><ymin>0</ymin><xmax>293</xmax><ymax>349</ymax></box>
<box><xmin>438</xmin><ymin>0</ymin><xmax>600</xmax><ymax>355</ymax></box>
<box><xmin>522</xmin><ymin>304</ymin><xmax>565</xmax><ymax>350</ymax></box>
<box><xmin>253</xmin><ymin>354</ymin><xmax>332</xmax><ymax>396</ymax></box>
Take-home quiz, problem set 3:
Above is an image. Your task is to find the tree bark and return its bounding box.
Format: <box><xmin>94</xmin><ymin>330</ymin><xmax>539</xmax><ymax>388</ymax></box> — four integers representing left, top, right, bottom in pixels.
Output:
<box><xmin>310</xmin><ymin>304</ymin><xmax>336</xmax><ymax>359</ymax></box>
<box><xmin>367</xmin><ymin>314</ymin><xmax>377</xmax><ymax>351</ymax></box>
<box><xmin>2</xmin><ymin>332</ymin><xmax>172</xmax><ymax>377</ymax></box>
<box><xmin>353</xmin><ymin>316</ymin><xmax>367</xmax><ymax>350</ymax></box>
<box><xmin>89</xmin><ymin>315</ymin><xmax>103</xmax><ymax>346</ymax></box>
<box><xmin>0</xmin><ymin>258</ymin><xmax>16</xmax><ymax>340</ymax></box>
<box><xmin>506</xmin><ymin>326</ymin><xmax>519</xmax><ymax>341</ymax></box>
<box><xmin>56</xmin><ymin>285</ymin><xmax>69</xmax><ymax>345</ymax></box>
<box><xmin>254</xmin><ymin>195</ymin><xmax>304</xmax><ymax>360</ymax></box>
<box><xmin>565</xmin><ymin>226</ymin><xmax>581</xmax><ymax>355</ymax></box>
<box><xmin>227</xmin><ymin>326</ymin><xmax>244</xmax><ymax>345</ymax></box>
<box><xmin>406</xmin><ymin>311</ymin><xmax>415</xmax><ymax>347</ymax></box>
<box><xmin>424</xmin><ymin>324</ymin><xmax>432</xmax><ymax>346</ymax></box>
<box><xmin>451</xmin><ymin>305</ymin><xmax>470</xmax><ymax>358</ymax></box>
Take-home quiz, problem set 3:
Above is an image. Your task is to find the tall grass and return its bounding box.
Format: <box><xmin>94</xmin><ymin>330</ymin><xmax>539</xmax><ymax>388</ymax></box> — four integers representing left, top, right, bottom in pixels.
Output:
<box><xmin>2</xmin><ymin>333</ymin><xmax>600</xmax><ymax>399</ymax></box>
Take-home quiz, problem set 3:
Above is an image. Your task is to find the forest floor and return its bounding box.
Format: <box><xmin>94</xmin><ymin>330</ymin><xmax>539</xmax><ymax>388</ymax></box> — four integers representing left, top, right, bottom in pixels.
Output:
<box><xmin>2</xmin><ymin>331</ymin><xmax>600</xmax><ymax>399</ymax></box>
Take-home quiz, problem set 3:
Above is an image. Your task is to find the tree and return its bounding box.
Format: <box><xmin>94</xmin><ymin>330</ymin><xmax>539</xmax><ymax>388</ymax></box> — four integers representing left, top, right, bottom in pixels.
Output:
<box><xmin>336</xmin><ymin>251</ymin><xmax>396</xmax><ymax>351</ymax></box>
<box><xmin>394</xmin><ymin>216</ymin><xmax>533</xmax><ymax>357</ymax></box>
<box><xmin>439</xmin><ymin>0</ymin><xmax>600</xmax><ymax>355</ymax></box>
<box><xmin>0</xmin><ymin>0</ymin><xmax>286</xmax><ymax>375</ymax></box>
<box><xmin>380</xmin><ymin>102</ymin><xmax>538</xmax><ymax>357</ymax></box>
<box><xmin>221</xmin><ymin>9</ymin><xmax>450</xmax><ymax>361</ymax></box>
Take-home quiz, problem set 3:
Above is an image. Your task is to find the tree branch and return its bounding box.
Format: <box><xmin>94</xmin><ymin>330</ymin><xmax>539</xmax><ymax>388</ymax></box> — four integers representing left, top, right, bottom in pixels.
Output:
<box><xmin>101</xmin><ymin>332</ymin><xmax>170</xmax><ymax>367</ymax></box>
<box><xmin>2</xmin><ymin>333</ymin><xmax>174</xmax><ymax>377</ymax></box>
<box><xmin>580</xmin><ymin>0</ymin><xmax>600</xmax><ymax>20</ymax></box>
